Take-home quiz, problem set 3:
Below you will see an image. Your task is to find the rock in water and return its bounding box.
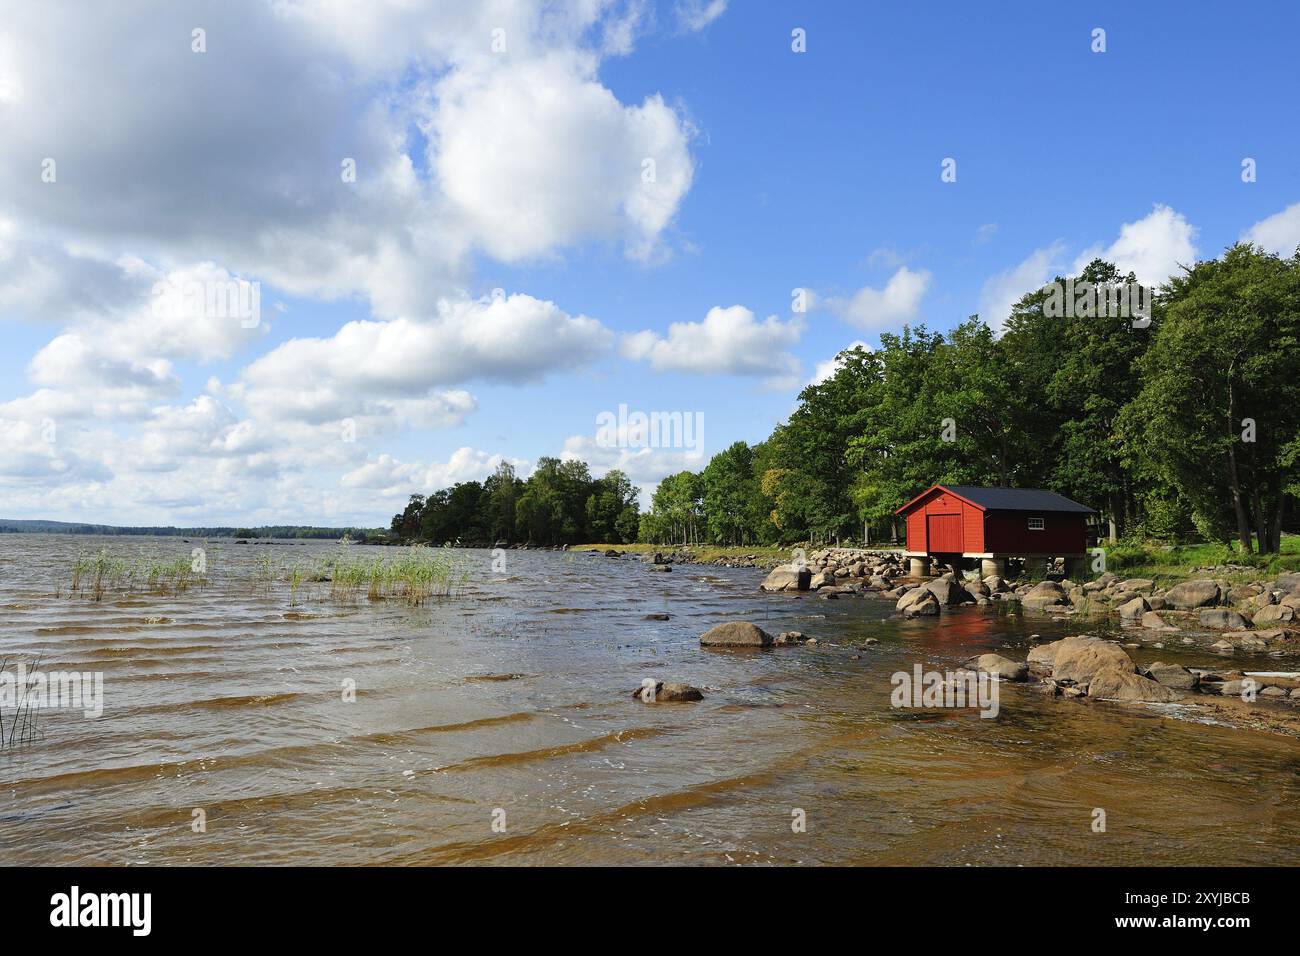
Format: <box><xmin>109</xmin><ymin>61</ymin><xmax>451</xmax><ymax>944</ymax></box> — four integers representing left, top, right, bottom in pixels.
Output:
<box><xmin>896</xmin><ymin>587</ymin><xmax>940</xmax><ymax>617</ymax></box>
<box><xmin>1116</xmin><ymin>596</ymin><xmax>1150</xmax><ymax>621</ymax></box>
<box><xmin>1086</xmin><ymin>668</ymin><xmax>1184</xmax><ymax>702</ymax></box>
<box><xmin>964</xmin><ymin>653</ymin><xmax>1028</xmax><ymax>682</ymax></box>
<box><xmin>924</xmin><ymin>577</ymin><xmax>973</xmax><ymax>606</ymax></box>
<box><xmin>759</xmin><ymin>565</ymin><xmax>811</xmax><ymax>592</ymax></box>
<box><xmin>1199</xmin><ymin>608</ymin><xmax>1251</xmax><ymax>630</ymax></box>
<box><xmin>1143</xmin><ymin>662</ymin><xmax>1199</xmax><ymax>690</ymax></box>
<box><xmin>1141</xmin><ymin>611</ymin><xmax>1178</xmax><ymax>631</ymax></box>
<box><xmin>1049</xmin><ymin>636</ymin><xmax>1136</xmax><ymax>685</ymax></box>
<box><xmin>632</xmin><ymin>680</ymin><xmax>704</xmax><ymax>702</ymax></box>
<box><xmin>700</xmin><ymin>621</ymin><xmax>774</xmax><ymax>647</ymax></box>
<box><xmin>1163</xmin><ymin>579</ymin><xmax>1221</xmax><ymax>610</ymax></box>
<box><xmin>1022</xmin><ymin>580</ymin><xmax>1069</xmax><ymax>609</ymax></box>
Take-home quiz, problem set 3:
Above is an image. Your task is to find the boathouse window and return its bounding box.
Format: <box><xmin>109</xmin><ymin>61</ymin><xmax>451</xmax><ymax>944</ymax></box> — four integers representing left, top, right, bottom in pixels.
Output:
<box><xmin>1027</xmin><ymin>516</ymin><xmax>1045</xmax><ymax>531</ymax></box>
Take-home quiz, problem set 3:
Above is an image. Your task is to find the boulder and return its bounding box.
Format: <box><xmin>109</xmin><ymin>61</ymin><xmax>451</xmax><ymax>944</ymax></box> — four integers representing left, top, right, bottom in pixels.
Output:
<box><xmin>1050</xmin><ymin>636</ymin><xmax>1136</xmax><ymax>686</ymax></box>
<box><xmin>1143</xmin><ymin>662</ymin><xmax>1199</xmax><ymax>690</ymax></box>
<box><xmin>984</xmin><ymin>575</ymin><xmax>1009</xmax><ymax>592</ymax></box>
<box><xmin>1087</xmin><ymin>667</ymin><xmax>1184</xmax><ymax>702</ymax></box>
<box><xmin>1027</xmin><ymin>639</ymin><xmax>1063</xmax><ymax>671</ymax></box>
<box><xmin>648</xmin><ymin>564</ymin><xmax>672</xmax><ymax>573</ymax></box>
<box><xmin>925</xmin><ymin>576</ymin><xmax>973</xmax><ymax>606</ymax></box>
<box><xmin>773</xmin><ymin>630</ymin><xmax>808</xmax><ymax>646</ymax></box>
<box><xmin>897</xmin><ymin>588</ymin><xmax>941</xmax><ymax>617</ymax></box>
<box><xmin>1219</xmin><ymin>679</ymin><xmax>1254</xmax><ymax>698</ymax></box>
<box><xmin>760</xmin><ymin>565</ymin><xmax>811</xmax><ymax>592</ymax></box>
<box><xmin>1117</xmin><ymin>596</ymin><xmax>1150</xmax><ymax>621</ymax></box>
<box><xmin>1022</xmin><ymin>580</ymin><xmax>1070</xmax><ymax>609</ymax></box>
<box><xmin>633</xmin><ymin>680</ymin><xmax>703</xmax><ymax>703</ymax></box>
<box><xmin>965</xmin><ymin>653</ymin><xmax>1028</xmax><ymax>682</ymax></box>
<box><xmin>1228</xmin><ymin>583</ymin><xmax>1262</xmax><ymax>602</ymax></box>
<box><xmin>1095</xmin><ymin>571</ymin><xmax>1119</xmax><ymax>587</ymax></box>
<box><xmin>700</xmin><ymin>621</ymin><xmax>774</xmax><ymax>647</ymax></box>
<box><xmin>809</xmin><ymin>569</ymin><xmax>836</xmax><ymax>590</ymax></box>
<box><xmin>1141</xmin><ymin>611</ymin><xmax>1178</xmax><ymax>632</ymax></box>
<box><xmin>1164</xmin><ymin>579</ymin><xmax>1221</xmax><ymax>610</ymax></box>
<box><xmin>1199</xmin><ymin>608</ymin><xmax>1252</xmax><ymax>630</ymax></box>
<box><xmin>1117</xmin><ymin>578</ymin><xmax>1155</xmax><ymax>592</ymax></box>
<box><xmin>1276</xmin><ymin>572</ymin><xmax>1300</xmax><ymax>594</ymax></box>
<box><xmin>1253</xmin><ymin>604</ymin><xmax>1295</xmax><ymax>625</ymax></box>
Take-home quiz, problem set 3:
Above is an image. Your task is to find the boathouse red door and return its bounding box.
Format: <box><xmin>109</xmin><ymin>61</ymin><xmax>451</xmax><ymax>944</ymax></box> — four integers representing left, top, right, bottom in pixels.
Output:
<box><xmin>926</xmin><ymin>513</ymin><xmax>963</xmax><ymax>553</ymax></box>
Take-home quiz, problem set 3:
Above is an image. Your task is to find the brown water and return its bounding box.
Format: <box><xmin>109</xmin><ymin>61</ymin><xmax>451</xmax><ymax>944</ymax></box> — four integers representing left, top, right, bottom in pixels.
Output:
<box><xmin>1</xmin><ymin>533</ymin><xmax>1297</xmax><ymax>866</ymax></box>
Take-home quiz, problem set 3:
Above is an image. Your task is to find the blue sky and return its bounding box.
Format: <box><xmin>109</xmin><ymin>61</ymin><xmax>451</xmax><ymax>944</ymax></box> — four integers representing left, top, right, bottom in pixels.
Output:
<box><xmin>1</xmin><ymin>0</ymin><xmax>1298</xmax><ymax>526</ymax></box>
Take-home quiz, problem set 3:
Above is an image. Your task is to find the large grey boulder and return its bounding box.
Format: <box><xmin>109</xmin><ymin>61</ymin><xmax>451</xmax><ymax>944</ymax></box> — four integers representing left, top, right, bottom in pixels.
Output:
<box><xmin>760</xmin><ymin>565</ymin><xmax>811</xmax><ymax>592</ymax></box>
<box><xmin>700</xmin><ymin>621</ymin><xmax>774</xmax><ymax>647</ymax></box>
<box><xmin>1117</xmin><ymin>596</ymin><xmax>1150</xmax><ymax>621</ymax></box>
<box><xmin>1200</xmin><ymin>608</ymin><xmax>1252</xmax><ymax>630</ymax></box>
<box><xmin>1022</xmin><ymin>580</ymin><xmax>1069</xmax><ymax>609</ymax></box>
<box><xmin>1049</xmin><ymin>636</ymin><xmax>1136</xmax><ymax>685</ymax></box>
<box><xmin>1087</xmin><ymin>668</ymin><xmax>1184</xmax><ymax>702</ymax></box>
<box><xmin>1276</xmin><ymin>572</ymin><xmax>1300</xmax><ymax>594</ymax></box>
<box><xmin>897</xmin><ymin>588</ymin><xmax>940</xmax><ymax>617</ymax></box>
<box><xmin>1253</xmin><ymin>604</ymin><xmax>1295</xmax><ymax>625</ymax></box>
<box><xmin>925</xmin><ymin>576</ymin><xmax>973</xmax><ymax>606</ymax></box>
<box><xmin>1143</xmin><ymin>662</ymin><xmax>1199</xmax><ymax>690</ymax></box>
<box><xmin>809</xmin><ymin>569</ymin><xmax>836</xmax><ymax>590</ymax></box>
<box><xmin>1164</xmin><ymin>579</ymin><xmax>1221</xmax><ymax>610</ymax></box>
<box><xmin>1027</xmin><ymin>640</ymin><xmax>1063</xmax><ymax>671</ymax></box>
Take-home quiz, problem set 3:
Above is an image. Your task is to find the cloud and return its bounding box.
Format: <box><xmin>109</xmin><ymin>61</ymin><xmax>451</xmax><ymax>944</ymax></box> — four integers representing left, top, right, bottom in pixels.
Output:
<box><xmin>978</xmin><ymin>241</ymin><xmax>1066</xmax><ymax>332</ymax></box>
<box><xmin>675</xmin><ymin>0</ymin><xmax>728</xmax><ymax>32</ymax></box>
<box><xmin>342</xmin><ymin>448</ymin><xmax>531</xmax><ymax>497</ymax></box>
<box><xmin>1073</xmin><ymin>204</ymin><xmax>1197</xmax><ymax>287</ymax></box>
<box><xmin>809</xmin><ymin>340</ymin><xmax>871</xmax><ymax>386</ymax></box>
<box><xmin>0</xmin><ymin>2</ymin><xmax>706</xmax><ymax>526</ymax></box>
<box><xmin>235</xmin><ymin>292</ymin><xmax>610</xmax><ymax>427</ymax></box>
<box><xmin>1242</xmin><ymin>202</ymin><xmax>1300</xmax><ymax>257</ymax></box>
<box><xmin>430</xmin><ymin>51</ymin><xmax>694</xmax><ymax>262</ymax></box>
<box><xmin>621</xmin><ymin>304</ymin><xmax>803</xmax><ymax>387</ymax></box>
<box><xmin>0</xmin><ymin>1</ymin><xmax>698</xmax><ymax>316</ymax></box>
<box><xmin>824</xmin><ymin>266</ymin><xmax>930</xmax><ymax>331</ymax></box>
<box><xmin>974</xmin><ymin>223</ymin><xmax>998</xmax><ymax>245</ymax></box>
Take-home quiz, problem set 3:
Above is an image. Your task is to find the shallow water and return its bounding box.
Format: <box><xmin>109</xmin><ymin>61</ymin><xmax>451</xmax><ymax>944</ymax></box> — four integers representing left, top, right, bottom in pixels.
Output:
<box><xmin>1</xmin><ymin>534</ymin><xmax>1297</xmax><ymax>866</ymax></box>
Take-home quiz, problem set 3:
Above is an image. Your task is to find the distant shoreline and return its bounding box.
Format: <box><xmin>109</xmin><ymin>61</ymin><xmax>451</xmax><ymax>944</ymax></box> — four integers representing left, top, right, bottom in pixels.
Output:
<box><xmin>0</xmin><ymin>519</ymin><xmax>386</xmax><ymax>540</ymax></box>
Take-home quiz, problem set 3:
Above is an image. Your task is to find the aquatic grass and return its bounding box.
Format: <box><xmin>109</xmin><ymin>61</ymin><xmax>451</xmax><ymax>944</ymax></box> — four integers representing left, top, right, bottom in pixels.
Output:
<box><xmin>67</xmin><ymin>548</ymin><xmax>208</xmax><ymax>600</ymax></box>
<box><xmin>319</xmin><ymin>546</ymin><xmax>466</xmax><ymax>606</ymax></box>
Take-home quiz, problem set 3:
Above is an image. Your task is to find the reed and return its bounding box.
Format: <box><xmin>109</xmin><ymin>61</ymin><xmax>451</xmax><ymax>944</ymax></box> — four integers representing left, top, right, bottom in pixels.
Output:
<box><xmin>320</xmin><ymin>546</ymin><xmax>466</xmax><ymax>605</ymax></box>
<box><xmin>68</xmin><ymin>548</ymin><xmax>207</xmax><ymax>600</ymax></box>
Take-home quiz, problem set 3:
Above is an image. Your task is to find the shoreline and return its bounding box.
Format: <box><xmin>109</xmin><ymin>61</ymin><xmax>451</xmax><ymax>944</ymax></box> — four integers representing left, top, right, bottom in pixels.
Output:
<box><xmin>580</xmin><ymin>541</ymin><xmax>1300</xmax><ymax>739</ymax></box>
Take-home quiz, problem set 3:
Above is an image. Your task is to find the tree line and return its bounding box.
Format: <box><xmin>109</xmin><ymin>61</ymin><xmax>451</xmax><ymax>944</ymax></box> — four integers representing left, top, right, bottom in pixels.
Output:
<box><xmin>393</xmin><ymin>244</ymin><xmax>1300</xmax><ymax>554</ymax></box>
<box><xmin>390</xmin><ymin>458</ymin><xmax>640</xmax><ymax>546</ymax></box>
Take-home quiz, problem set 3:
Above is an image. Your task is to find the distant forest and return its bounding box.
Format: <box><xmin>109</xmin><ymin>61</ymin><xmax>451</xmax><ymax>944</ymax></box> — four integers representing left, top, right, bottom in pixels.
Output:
<box><xmin>0</xmin><ymin>519</ymin><xmax>384</xmax><ymax>540</ymax></box>
<box><xmin>392</xmin><ymin>245</ymin><xmax>1300</xmax><ymax>555</ymax></box>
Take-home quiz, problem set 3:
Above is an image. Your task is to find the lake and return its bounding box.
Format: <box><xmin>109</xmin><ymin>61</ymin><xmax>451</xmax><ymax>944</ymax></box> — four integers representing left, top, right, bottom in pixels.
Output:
<box><xmin>1</xmin><ymin>534</ymin><xmax>1297</xmax><ymax>865</ymax></box>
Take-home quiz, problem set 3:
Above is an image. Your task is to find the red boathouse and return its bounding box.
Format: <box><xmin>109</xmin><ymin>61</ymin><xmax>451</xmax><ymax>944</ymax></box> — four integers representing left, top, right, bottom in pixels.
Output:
<box><xmin>894</xmin><ymin>484</ymin><xmax>1096</xmax><ymax>578</ymax></box>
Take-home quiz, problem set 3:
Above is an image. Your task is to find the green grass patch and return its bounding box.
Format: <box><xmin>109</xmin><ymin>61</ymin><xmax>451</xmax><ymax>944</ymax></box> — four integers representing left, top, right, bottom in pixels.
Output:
<box><xmin>1100</xmin><ymin>534</ymin><xmax>1300</xmax><ymax>585</ymax></box>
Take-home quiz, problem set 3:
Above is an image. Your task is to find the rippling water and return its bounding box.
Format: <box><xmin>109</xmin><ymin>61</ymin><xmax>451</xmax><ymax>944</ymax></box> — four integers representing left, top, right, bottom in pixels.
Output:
<box><xmin>1</xmin><ymin>534</ymin><xmax>1298</xmax><ymax>866</ymax></box>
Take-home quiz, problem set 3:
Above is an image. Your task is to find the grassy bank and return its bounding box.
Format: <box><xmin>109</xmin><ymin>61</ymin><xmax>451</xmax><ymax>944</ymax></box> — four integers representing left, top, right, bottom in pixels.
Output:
<box><xmin>1101</xmin><ymin>535</ymin><xmax>1300</xmax><ymax>586</ymax></box>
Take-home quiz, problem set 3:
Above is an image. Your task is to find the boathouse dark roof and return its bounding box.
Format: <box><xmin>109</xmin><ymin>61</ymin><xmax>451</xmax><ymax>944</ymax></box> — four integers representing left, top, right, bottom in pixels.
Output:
<box><xmin>896</xmin><ymin>485</ymin><xmax>1096</xmax><ymax>514</ymax></box>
